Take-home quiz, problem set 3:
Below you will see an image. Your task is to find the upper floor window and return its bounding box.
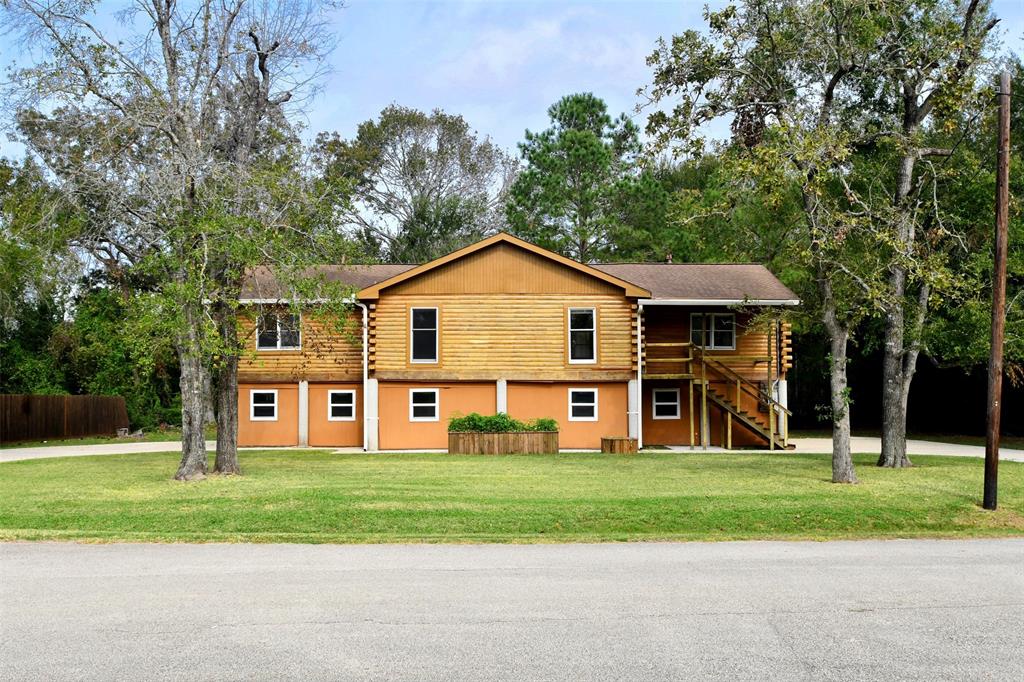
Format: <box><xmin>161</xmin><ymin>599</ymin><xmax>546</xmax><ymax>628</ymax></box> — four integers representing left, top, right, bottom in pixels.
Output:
<box><xmin>568</xmin><ymin>307</ymin><xmax>597</xmax><ymax>363</ymax></box>
<box><xmin>257</xmin><ymin>312</ymin><xmax>301</xmax><ymax>351</ymax></box>
<box><xmin>410</xmin><ymin>307</ymin><xmax>438</xmax><ymax>363</ymax></box>
<box><xmin>690</xmin><ymin>313</ymin><xmax>735</xmax><ymax>351</ymax></box>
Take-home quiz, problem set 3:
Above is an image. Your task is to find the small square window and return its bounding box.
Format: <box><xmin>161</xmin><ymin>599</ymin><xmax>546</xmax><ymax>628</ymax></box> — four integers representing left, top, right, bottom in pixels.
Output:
<box><xmin>568</xmin><ymin>388</ymin><xmax>598</xmax><ymax>422</ymax></box>
<box><xmin>652</xmin><ymin>388</ymin><xmax>681</xmax><ymax>420</ymax></box>
<box><xmin>409</xmin><ymin>389</ymin><xmax>439</xmax><ymax>422</ymax></box>
<box><xmin>250</xmin><ymin>390</ymin><xmax>278</xmax><ymax>421</ymax></box>
<box><xmin>328</xmin><ymin>390</ymin><xmax>356</xmax><ymax>421</ymax></box>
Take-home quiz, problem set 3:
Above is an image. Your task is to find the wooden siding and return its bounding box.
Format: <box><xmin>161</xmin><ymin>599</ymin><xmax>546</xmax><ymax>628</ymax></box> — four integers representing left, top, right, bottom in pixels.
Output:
<box><xmin>386</xmin><ymin>242</ymin><xmax>623</xmax><ymax>296</ymax></box>
<box><xmin>641</xmin><ymin>307</ymin><xmax>783</xmax><ymax>383</ymax></box>
<box><xmin>238</xmin><ymin>309</ymin><xmax>362</xmax><ymax>382</ymax></box>
<box><xmin>370</xmin><ymin>294</ymin><xmax>636</xmax><ymax>380</ymax></box>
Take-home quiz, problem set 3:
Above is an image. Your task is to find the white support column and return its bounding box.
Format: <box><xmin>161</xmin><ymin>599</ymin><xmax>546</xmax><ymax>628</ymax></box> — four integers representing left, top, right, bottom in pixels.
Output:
<box><xmin>627</xmin><ymin>378</ymin><xmax>639</xmax><ymax>440</ymax></box>
<box><xmin>496</xmin><ymin>379</ymin><xmax>508</xmax><ymax>414</ymax></box>
<box><xmin>776</xmin><ymin>379</ymin><xmax>788</xmax><ymax>410</ymax></box>
<box><xmin>365</xmin><ymin>378</ymin><xmax>379</xmax><ymax>451</ymax></box>
<box><xmin>297</xmin><ymin>380</ymin><xmax>309</xmax><ymax>447</ymax></box>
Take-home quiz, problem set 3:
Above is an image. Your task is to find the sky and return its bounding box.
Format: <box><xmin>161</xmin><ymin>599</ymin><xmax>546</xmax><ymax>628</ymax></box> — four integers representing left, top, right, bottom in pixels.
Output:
<box><xmin>2</xmin><ymin>0</ymin><xmax>1023</xmax><ymax>157</ymax></box>
<box><xmin>306</xmin><ymin>0</ymin><xmax>1024</xmax><ymax>154</ymax></box>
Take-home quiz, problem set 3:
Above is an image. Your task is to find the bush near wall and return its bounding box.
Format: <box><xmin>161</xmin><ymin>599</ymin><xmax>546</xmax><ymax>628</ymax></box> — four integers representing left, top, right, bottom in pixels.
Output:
<box><xmin>448</xmin><ymin>413</ymin><xmax>558</xmax><ymax>433</ymax></box>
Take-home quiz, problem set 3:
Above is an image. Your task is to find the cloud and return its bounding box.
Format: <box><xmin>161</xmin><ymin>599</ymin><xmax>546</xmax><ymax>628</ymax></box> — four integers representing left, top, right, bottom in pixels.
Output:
<box><xmin>426</xmin><ymin>8</ymin><xmax>652</xmax><ymax>93</ymax></box>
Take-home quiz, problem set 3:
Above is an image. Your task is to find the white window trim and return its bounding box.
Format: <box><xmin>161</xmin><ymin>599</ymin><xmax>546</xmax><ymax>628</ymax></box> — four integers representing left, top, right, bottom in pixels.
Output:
<box><xmin>568</xmin><ymin>387</ymin><xmax>599</xmax><ymax>422</ymax></box>
<box><xmin>249</xmin><ymin>389</ymin><xmax>278</xmax><ymax>421</ymax></box>
<box><xmin>409</xmin><ymin>307</ymin><xmax>439</xmax><ymax>364</ymax></box>
<box><xmin>256</xmin><ymin>313</ymin><xmax>302</xmax><ymax>351</ymax></box>
<box><xmin>652</xmin><ymin>388</ymin><xmax>681</xmax><ymax>420</ymax></box>
<box><xmin>567</xmin><ymin>307</ymin><xmax>597</xmax><ymax>364</ymax></box>
<box><xmin>409</xmin><ymin>388</ymin><xmax>440</xmax><ymax>422</ymax></box>
<box><xmin>690</xmin><ymin>313</ymin><xmax>736</xmax><ymax>351</ymax></box>
<box><xmin>327</xmin><ymin>389</ymin><xmax>356</xmax><ymax>422</ymax></box>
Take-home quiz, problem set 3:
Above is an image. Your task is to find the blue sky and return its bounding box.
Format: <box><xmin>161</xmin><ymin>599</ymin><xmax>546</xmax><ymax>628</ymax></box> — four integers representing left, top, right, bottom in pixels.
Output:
<box><xmin>308</xmin><ymin>0</ymin><xmax>1024</xmax><ymax>153</ymax></box>
<box><xmin>3</xmin><ymin>0</ymin><xmax>1023</xmax><ymax>157</ymax></box>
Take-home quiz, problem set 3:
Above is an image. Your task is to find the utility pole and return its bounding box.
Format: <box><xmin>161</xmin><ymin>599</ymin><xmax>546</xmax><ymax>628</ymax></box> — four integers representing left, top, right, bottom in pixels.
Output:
<box><xmin>984</xmin><ymin>71</ymin><xmax>1011</xmax><ymax>511</ymax></box>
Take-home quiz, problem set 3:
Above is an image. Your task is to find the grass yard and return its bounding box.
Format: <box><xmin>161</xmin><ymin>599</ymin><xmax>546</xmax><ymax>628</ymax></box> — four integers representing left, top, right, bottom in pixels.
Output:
<box><xmin>1</xmin><ymin>450</ymin><xmax>1022</xmax><ymax>544</ymax></box>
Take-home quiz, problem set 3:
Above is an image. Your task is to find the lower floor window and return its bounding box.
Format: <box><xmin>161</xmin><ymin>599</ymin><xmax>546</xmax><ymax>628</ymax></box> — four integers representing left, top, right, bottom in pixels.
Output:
<box><xmin>250</xmin><ymin>390</ymin><xmax>278</xmax><ymax>421</ymax></box>
<box><xmin>409</xmin><ymin>388</ymin><xmax>439</xmax><ymax>422</ymax></box>
<box><xmin>568</xmin><ymin>388</ymin><xmax>598</xmax><ymax>421</ymax></box>
<box><xmin>652</xmin><ymin>388</ymin><xmax>681</xmax><ymax>419</ymax></box>
<box><xmin>328</xmin><ymin>390</ymin><xmax>356</xmax><ymax>421</ymax></box>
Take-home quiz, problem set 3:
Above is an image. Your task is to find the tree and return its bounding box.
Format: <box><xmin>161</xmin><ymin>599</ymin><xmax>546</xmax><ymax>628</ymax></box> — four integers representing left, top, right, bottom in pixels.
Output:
<box><xmin>641</xmin><ymin>0</ymin><xmax>909</xmax><ymax>483</ymax></box>
<box><xmin>3</xmin><ymin>0</ymin><xmax>346</xmax><ymax>479</ymax></box>
<box><xmin>506</xmin><ymin>93</ymin><xmax>663</xmax><ymax>262</ymax></box>
<box><xmin>316</xmin><ymin>105</ymin><xmax>517</xmax><ymax>263</ymax></box>
<box><xmin>861</xmin><ymin>0</ymin><xmax>1000</xmax><ymax>468</ymax></box>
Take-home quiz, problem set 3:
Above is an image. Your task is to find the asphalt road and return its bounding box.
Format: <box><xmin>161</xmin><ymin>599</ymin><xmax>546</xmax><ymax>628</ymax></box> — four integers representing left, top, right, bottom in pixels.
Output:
<box><xmin>2</xmin><ymin>540</ymin><xmax>1022</xmax><ymax>681</ymax></box>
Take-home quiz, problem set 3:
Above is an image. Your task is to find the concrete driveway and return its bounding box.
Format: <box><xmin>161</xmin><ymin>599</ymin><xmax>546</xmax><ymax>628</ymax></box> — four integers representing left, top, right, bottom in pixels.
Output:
<box><xmin>2</xmin><ymin>540</ymin><xmax>1022</xmax><ymax>680</ymax></box>
<box><xmin>3</xmin><ymin>436</ymin><xmax>1023</xmax><ymax>462</ymax></box>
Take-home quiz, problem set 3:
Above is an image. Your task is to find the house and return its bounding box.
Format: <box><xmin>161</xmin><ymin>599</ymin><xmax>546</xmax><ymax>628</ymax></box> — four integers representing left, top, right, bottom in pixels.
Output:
<box><xmin>236</xmin><ymin>233</ymin><xmax>798</xmax><ymax>451</ymax></box>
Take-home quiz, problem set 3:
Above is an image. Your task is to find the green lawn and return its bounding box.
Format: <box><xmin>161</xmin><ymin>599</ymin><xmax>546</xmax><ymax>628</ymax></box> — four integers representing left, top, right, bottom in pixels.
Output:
<box><xmin>2</xmin><ymin>450</ymin><xmax>1022</xmax><ymax>543</ymax></box>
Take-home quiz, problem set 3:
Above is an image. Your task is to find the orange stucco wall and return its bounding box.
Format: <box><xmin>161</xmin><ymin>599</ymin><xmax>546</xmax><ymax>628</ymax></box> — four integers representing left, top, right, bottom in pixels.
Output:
<box><xmin>238</xmin><ymin>383</ymin><xmax>299</xmax><ymax>447</ymax></box>
<box><xmin>309</xmin><ymin>382</ymin><xmax>362</xmax><ymax>447</ymax></box>
<box><xmin>507</xmin><ymin>382</ymin><xmax>628</xmax><ymax>449</ymax></box>
<box><xmin>378</xmin><ymin>382</ymin><xmax>496</xmax><ymax>450</ymax></box>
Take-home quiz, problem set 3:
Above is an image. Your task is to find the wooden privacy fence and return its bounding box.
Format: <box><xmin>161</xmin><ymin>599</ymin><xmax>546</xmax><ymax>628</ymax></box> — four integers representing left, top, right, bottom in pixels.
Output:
<box><xmin>448</xmin><ymin>431</ymin><xmax>559</xmax><ymax>455</ymax></box>
<box><xmin>0</xmin><ymin>395</ymin><xmax>130</xmax><ymax>444</ymax></box>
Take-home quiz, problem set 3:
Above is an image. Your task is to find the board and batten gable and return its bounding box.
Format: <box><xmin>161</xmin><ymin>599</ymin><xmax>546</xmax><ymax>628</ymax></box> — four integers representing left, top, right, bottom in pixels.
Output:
<box><xmin>237</xmin><ymin>308</ymin><xmax>363</xmax><ymax>382</ymax></box>
<box><xmin>368</xmin><ymin>242</ymin><xmax>640</xmax><ymax>381</ymax></box>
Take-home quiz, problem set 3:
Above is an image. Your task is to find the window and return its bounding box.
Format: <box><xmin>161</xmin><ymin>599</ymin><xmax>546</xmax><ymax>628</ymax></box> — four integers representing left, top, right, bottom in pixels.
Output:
<box><xmin>652</xmin><ymin>388</ymin><xmax>681</xmax><ymax>420</ymax></box>
<box><xmin>568</xmin><ymin>388</ymin><xmax>598</xmax><ymax>422</ymax></box>
<box><xmin>568</xmin><ymin>308</ymin><xmax>596</xmax><ymax>363</ymax></box>
<box><xmin>410</xmin><ymin>307</ymin><xmax>438</xmax><ymax>363</ymax></box>
<box><xmin>409</xmin><ymin>388</ymin><xmax>439</xmax><ymax>422</ymax></box>
<box><xmin>257</xmin><ymin>312</ymin><xmax>301</xmax><ymax>350</ymax></box>
<box><xmin>327</xmin><ymin>390</ymin><xmax>356</xmax><ymax>421</ymax></box>
<box><xmin>690</xmin><ymin>313</ymin><xmax>736</xmax><ymax>350</ymax></box>
<box><xmin>250</xmin><ymin>390</ymin><xmax>278</xmax><ymax>421</ymax></box>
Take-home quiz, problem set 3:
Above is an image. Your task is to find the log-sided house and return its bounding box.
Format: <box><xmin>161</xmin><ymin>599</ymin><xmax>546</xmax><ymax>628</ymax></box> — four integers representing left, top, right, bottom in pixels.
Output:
<box><xmin>237</xmin><ymin>233</ymin><xmax>797</xmax><ymax>450</ymax></box>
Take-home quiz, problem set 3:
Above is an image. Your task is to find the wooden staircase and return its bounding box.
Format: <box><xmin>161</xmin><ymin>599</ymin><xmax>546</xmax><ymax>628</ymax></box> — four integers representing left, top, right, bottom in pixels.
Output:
<box><xmin>694</xmin><ymin>347</ymin><xmax>791</xmax><ymax>450</ymax></box>
<box><xmin>705</xmin><ymin>386</ymin><xmax>789</xmax><ymax>450</ymax></box>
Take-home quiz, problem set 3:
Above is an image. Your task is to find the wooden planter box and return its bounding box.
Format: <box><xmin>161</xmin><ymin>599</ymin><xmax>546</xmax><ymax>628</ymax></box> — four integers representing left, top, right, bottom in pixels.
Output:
<box><xmin>601</xmin><ymin>436</ymin><xmax>638</xmax><ymax>454</ymax></box>
<box><xmin>448</xmin><ymin>431</ymin><xmax>559</xmax><ymax>455</ymax></box>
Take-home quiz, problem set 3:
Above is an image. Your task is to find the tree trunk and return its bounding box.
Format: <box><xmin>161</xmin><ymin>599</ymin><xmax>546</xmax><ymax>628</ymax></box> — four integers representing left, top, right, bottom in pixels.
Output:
<box><xmin>174</xmin><ymin>309</ymin><xmax>208</xmax><ymax>481</ymax></box>
<box><xmin>819</xmin><ymin>273</ymin><xmax>857</xmax><ymax>484</ymax></box>
<box><xmin>878</xmin><ymin>274</ymin><xmax>912</xmax><ymax>468</ymax></box>
<box><xmin>827</xmin><ymin>323</ymin><xmax>858</xmax><ymax>484</ymax></box>
<box><xmin>879</xmin><ymin>143</ymin><xmax>919</xmax><ymax>468</ymax></box>
<box><xmin>213</xmin><ymin>303</ymin><xmax>241</xmax><ymax>475</ymax></box>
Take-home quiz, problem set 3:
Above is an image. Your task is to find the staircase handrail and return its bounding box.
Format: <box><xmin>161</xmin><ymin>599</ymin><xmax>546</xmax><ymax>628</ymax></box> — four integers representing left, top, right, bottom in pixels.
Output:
<box><xmin>693</xmin><ymin>345</ymin><xmax>792</xmax><ymax>417</ymax></box>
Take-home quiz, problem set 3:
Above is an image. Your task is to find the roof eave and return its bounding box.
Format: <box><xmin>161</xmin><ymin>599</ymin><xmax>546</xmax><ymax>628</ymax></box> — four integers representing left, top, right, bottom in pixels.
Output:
<box><xmin>638</xmin><ymin>298</ymin><xmax>801</xmax><ymax>306</ymax></box>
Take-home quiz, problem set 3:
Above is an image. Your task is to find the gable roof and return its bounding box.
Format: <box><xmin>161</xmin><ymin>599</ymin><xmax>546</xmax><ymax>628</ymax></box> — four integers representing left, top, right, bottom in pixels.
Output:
<box><xmin>593</xmin><ymin>263</ymin><xmax>798</xmax><ymax>304</ymax></box>
<box><xmin>355</xmin><ymin>232</ymin><xmax>652</xmax><ymax>299</ymax></box>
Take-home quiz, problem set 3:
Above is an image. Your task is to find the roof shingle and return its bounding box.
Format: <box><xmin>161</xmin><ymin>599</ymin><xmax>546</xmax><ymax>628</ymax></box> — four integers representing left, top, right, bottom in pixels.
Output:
<box><xmin>592</xmin><ymin>263</ymin><xmax>797</xmax><ymax>302</ymax></box>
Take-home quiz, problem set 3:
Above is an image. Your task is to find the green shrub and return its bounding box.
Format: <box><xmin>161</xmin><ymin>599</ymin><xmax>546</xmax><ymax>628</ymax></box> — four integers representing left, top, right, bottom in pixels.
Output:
<box><xmin>448</xmin><ymin>412</ymin><xmax>559</xmax><ymax>433</ymax></box>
